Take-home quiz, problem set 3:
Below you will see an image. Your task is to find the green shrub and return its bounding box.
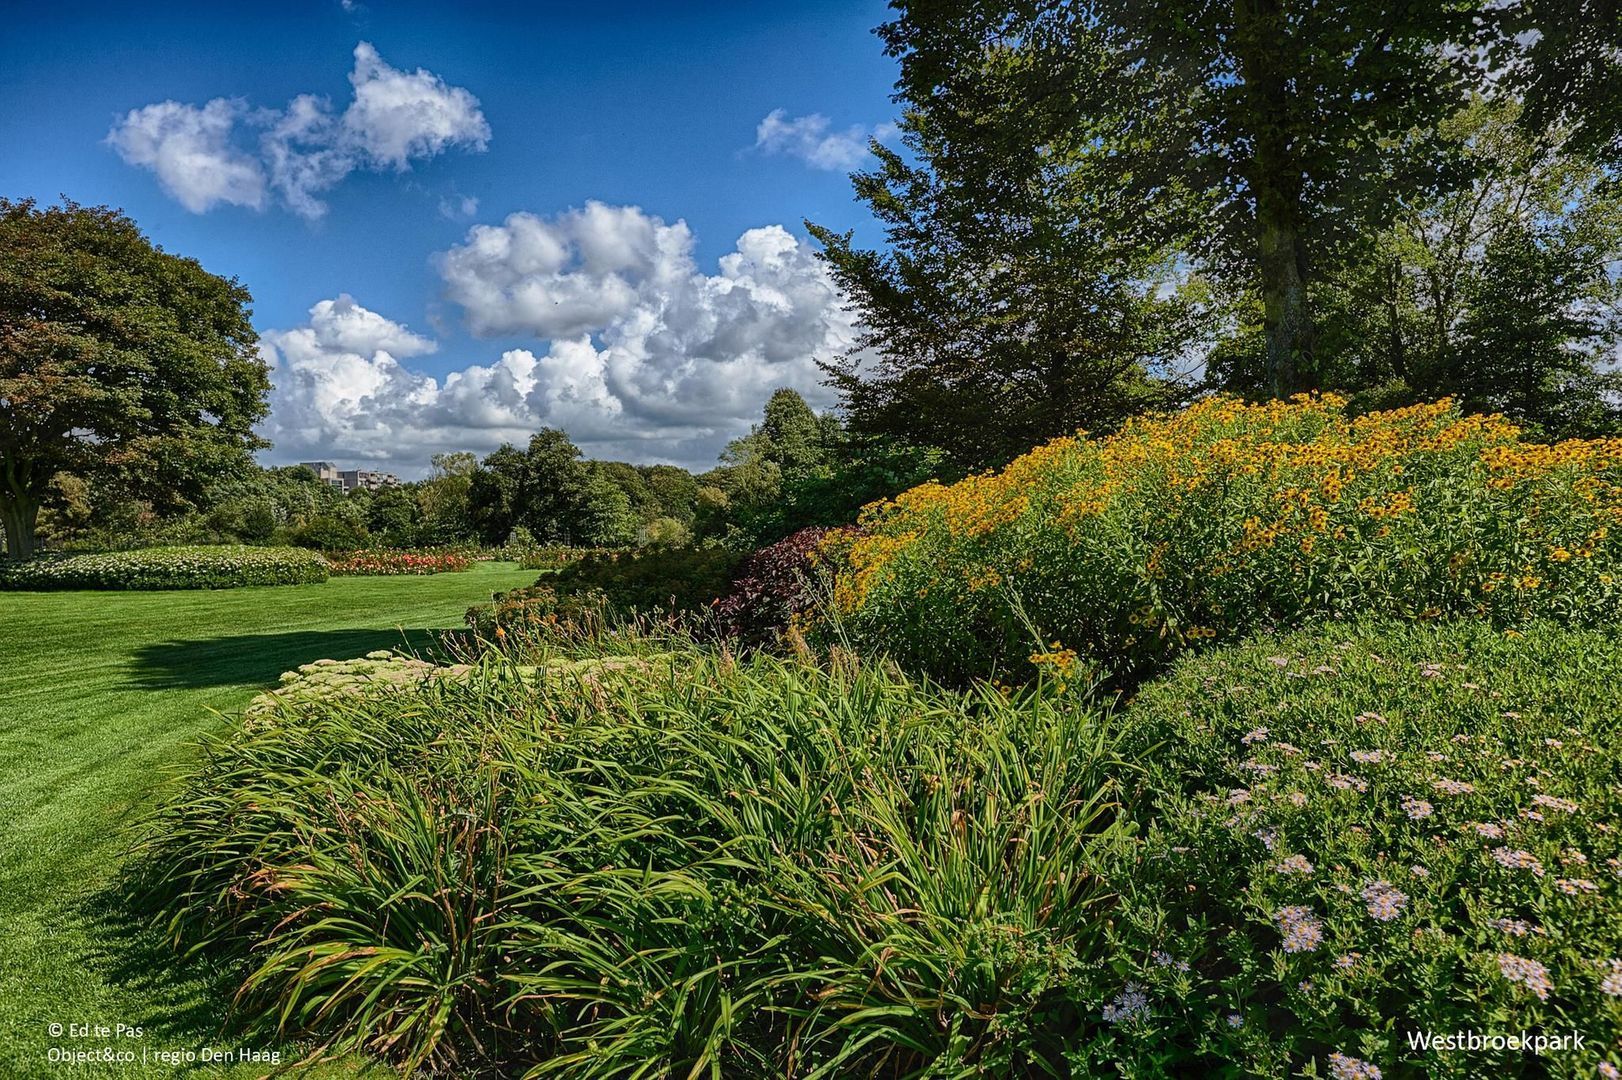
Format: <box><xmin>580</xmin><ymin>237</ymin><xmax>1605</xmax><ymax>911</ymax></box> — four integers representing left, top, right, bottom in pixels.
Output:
<box><xmin>1092</xmin><ymin>621</ymin><xmax>1622</xmax><ymax>1078</ymax></box>
<box><xmin>324</xmin><ymin>549</ymin><xmax>472</xmax><ymax>575</ymax></box>
<box><xmin>825</xmin><ymin>395</ymin><xmax>1622</xmax><ymax>684</ymax></box>
<box><xmin>463</xmin><ymin>582</ymin><xmax>614</xmax><ymax>640</ymax></box>
<box><xmin>555</xmin><ymin>544</ymin><xmax>739</xmax><ymax>612</ymax></box>
<box><xmin>0</xmin><ymin>545</ymin><xmax>329</xmax><ymax>590</ymax></box>
<box><xmin>286</xmin><ymin>514</ymin><xmax>369</xmax><ymax>551</ymax></box>
<box><xmin>516</xmin><ymin>544</ymin><xmax>603</xmax><ymax>572</ymax></box>
<box><xmin>137</xmin><ymin>650</ymin><xmax>1127</xmax><ymax>1076</ymax></box>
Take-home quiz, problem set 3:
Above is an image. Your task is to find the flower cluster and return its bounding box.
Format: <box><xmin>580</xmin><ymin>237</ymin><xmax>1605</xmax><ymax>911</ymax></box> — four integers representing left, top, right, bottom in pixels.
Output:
<box><xmin>823</xmin><ymin>395</ymin><xmax>1622</xmax><ymax>683</ymax></box>
<box><xmin>1497</xmin><ymin>953</ymin><xmax>1555</xmax><ymax>1000</ymax></box>
<box><xmin>1098</xmin><ymin>620</ymin><xmax>1622</xmax><ymax>1077</ymax></box>
<box><xmin>1361</xmin><ymin>880</ymin><xmax>1408</xmax><ymax>922</ymax></box>
<box><xmin>1276</xmin><ymin>905</ymin><xmax>1326</xmax><ymax>952</ymax></box>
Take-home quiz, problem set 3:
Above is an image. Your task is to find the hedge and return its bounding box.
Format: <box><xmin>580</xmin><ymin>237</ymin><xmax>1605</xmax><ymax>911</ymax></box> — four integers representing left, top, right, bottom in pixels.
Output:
<box><xmin>0</xmin><ymin>545</ymin><xmax>330</xmax><ymax>590</ymax></box>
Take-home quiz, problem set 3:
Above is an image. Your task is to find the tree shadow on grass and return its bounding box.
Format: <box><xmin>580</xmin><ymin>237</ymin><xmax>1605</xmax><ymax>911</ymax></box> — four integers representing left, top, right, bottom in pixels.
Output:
<box><xmin>130</xmin><ymin>627</ymin><xmax>461</xmax><ymax>691</ymax></box>
<box><xmin>78</xmin><ymin>864</ymin><xmax>392</xmax><ymax>1075</ymax></box>
<box><xmin>73</xmin><ymin>878</ymin><xmax>253</xmax><ymax>1063</ymax></box>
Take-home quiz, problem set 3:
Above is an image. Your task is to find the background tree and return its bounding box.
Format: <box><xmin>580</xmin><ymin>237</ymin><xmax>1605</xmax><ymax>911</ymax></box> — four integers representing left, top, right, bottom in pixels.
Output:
<box><xmin>0</xmin><ymin>199</ymin><xmax>269</xmax><ymax>558</ymax></box>
<box><xmin>418</xmin><ymin>451</ymin><xmax>477</xmax><ymax>543</ymax></box>
<box><xmin>574</xmin><ymin>468</ymin><xmax>640</xmax><ymax>547</ymax></box>
<box><xmin>467</xmin><ymin>444</ymin><xmax>527</xmax><ymax>545</ymax></box>
<box><xmin>516</xmin><ymin>429</ymin><xmax>590</xmax><ymax>542</ymax></box>
<box><xmin>1211</xmin><ymin>98</ymin><xmax>1622</xmax><ymax>435</ymax></box>
<box><xmin>639</xmin><ymin>464</ymin><xmax>699</xmax><ymax>526</ymax></box>
<box><xmin>365</xmin><ymin>485</ymin><xmax>421</xmax><ymax>547</ymax></box>
<box><xmin>856</xmin><ymin>2</ymin><xmax>1622</xmax><ymax>406</ymax></box>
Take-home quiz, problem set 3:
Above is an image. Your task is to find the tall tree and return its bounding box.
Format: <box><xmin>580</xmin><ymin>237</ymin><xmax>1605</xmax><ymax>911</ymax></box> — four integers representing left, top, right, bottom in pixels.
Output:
<box><xmin>860</xmin><ymin>2</ymin><xmax>1622</xmax><ymax>402</ymax></box>
<box><xmin>0</xmin><ymin>199</ymin><xmax>269</xmax><ymax>558</ymax></box>
<box><xmin>517</xmin><ymin>428</ymin><xmax>590</xmax><ymax>542</ymax></box>
<box><xmin>467</xmin><ymin>444</ymin><xmax>527</xmax><ymax>545</ymax></box>
<box><xmin>810</xmin><ymin>7</ymin><xmax>1202</xmax><ymax>468</ymax></box>
<box><xmin>1211</xmin><ymin>98</ymin><xmax>1622</xmax><ymax>434</ymax></box>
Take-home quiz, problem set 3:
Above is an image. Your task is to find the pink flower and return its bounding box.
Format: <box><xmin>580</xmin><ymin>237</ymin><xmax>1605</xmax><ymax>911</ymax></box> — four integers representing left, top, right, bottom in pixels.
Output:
<box><xmin>1361</xmin><ymin>880</ymin><xmax>1408</xmax><ymax>921</ymax></box>
<box><xmin>1329</xmin><ymin>1051</ymin><xmax>1382</xmax><ymax>1079</ymax></box>
<box><xmin>1490</xmin><ymin>847</ymin><xmax>1545</xmax><ymax>876</ymax></box>
<box><xmin>1496</xmin><ymin>953</ymin><xmax>1553</xmax><ymax>1000</ymax></box>
<box><xmin>1275</xmin><ymin>905</ymin><xmax>1324</xmax><ymax>953</ymax></box>
<box><xmin>1401</xmin><ymin>796</ymin><xmax>1434</xmax><ymax>820</ymax></box>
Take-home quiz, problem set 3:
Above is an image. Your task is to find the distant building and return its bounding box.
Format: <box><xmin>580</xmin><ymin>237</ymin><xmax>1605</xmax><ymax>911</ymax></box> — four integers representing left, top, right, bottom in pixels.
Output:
<box><xmin>300</xmin><ymin>462</ymin><xmax>398</xmax><ymax>494</ymax></box>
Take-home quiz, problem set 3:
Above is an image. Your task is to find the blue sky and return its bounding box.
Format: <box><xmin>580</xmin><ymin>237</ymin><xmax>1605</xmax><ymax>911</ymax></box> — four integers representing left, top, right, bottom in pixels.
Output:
<box><xmin>2</xmin><ymin>0</ymin><xmax>900</xmax><ymax>474</ymax></box>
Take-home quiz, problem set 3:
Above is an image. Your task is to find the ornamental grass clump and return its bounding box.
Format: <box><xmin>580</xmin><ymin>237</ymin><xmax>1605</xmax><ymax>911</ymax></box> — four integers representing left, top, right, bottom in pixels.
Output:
<box><xmin>823</xmin><ymin>395</ymin><xmax>1622</xmax><ymax>683</ymax></box>
<box><xmin>0</xmin><ymin>544</ymin><xmax>328</xmax><ymax>590</ymax></box>
<box><xmin>1088</xmin><ymin>620</ymin><xmax>1622</xmax><ymax>1078</ymax></box>
<box><xmin>135</xmin><ymin>647</ymin><xmax>1129</xmax><ymax>1077</ymax></box>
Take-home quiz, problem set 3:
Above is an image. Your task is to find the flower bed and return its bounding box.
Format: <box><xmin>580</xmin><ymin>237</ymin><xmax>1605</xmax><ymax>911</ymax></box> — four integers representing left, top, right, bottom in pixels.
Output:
<box><xmin>824</xmin><ymin>395</ymin><xmax>1622</xmax><ymax>683</ymax></box>
<box><xmin>1089</xmin><ymin>620</ymin><xmax>1622</xmax><ymax>1078</ymax></box>
<box><xmin>324</xmin><ymin>549</ymin><xmax>472</xmax><ymax>576</ymax></box>
<box><xmin>137</xmin><ymin>649</ymin><xmax>1125</xmax><ymax>1076</ymax></box>
<box><xmin>0</xmin><ymin>545</ymin><xmax>329</xmax><ymax>590</ymax></box>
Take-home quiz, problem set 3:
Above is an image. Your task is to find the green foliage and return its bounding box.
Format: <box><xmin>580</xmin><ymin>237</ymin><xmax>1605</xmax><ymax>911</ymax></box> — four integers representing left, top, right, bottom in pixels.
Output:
<box><xmin>559</xmin><ymin>545</ymin><xmax>739</xmax><ymax>612</ymax></box>
<box><xmin>640</xmin><ymin>514</ymin><xmax>691</xmax><ymax>547</ymax></box>
<box><xmin>324</xmin><ymin>550</ymin><xmax>472</xmax><ymax>576</ymax></box>
<box><xmin>515</xmin><ymin>544</ymin><xmax>600</xmax><ymax>572</ymax></box>
<box><xmin>575</xmin><ymin>467</ymin><xmax>639</xmax><ymax>547</ymax></box>
<box><xmin>1214</xmin><ymin>98</ymin><xmax>1622</xmax><ymax>438</ymax></box>
<box><xmin>744</xmin><ymin>435</ymin><xmax>950</xmax><ymax>544</ymax></box>
<box><xmin>471</xmin><ymin>546</ymin><xmax>737</xmax><ymax>639</ymax></box>
<box><xmin>463</xmin><ymin>582</ymin><xmax>614</xmax><ymax>640</ymax></box>
<box><xmin>851</xmin><ymin>5</ymin><xmax>1622</xmax><ymax>409</ymax></box>
<box><xmin>286</xmin><ymin>513</ymin><xmax>370</xmax><ymax>552</ymax></box>
<box><xmin>1094</xmin><ymin>620</ymin><xmax>1622</xmax><ymax>1078</ymax></box>
<box><xmin>826</xmin><ymin>396</ymin><xmax>1622</xmax><ymax>685</ymax></box>
<box><xmin>0</xmin><ymin>199</ymin><xmax>270</xmax><ymax>559</ymax></box>
<box><xmin>466</xmin><ymin>432</ymin><xmax>686</xmax><ymax>547</ymax></box>
<box><xmin>0</xmin><ymin>545</ymin><xmax>328</xmax><ymax>590</ymax></box>
<box><xmin>415</xmin><ymin>451</ymin><xmax>477</xmax><ymax>544</ymax></box>
<box><xmin>639</xmin><ymin>463</ymin><xmax>700</xmax><ymax>525</ymax></box>
<box><xmin>808</xmin><ymin>18</ymin><xmax>1198</xmax><ymax>468</ymax></box>
<box><xmin>138</xmin><ymin>649</ymin><xmax>1127</xmax><ymax>1076</ymax></box>
<box><xmin>363</xmin><ymin>485</ymin><xmax>422</xmax><ymax>546</ymax></box>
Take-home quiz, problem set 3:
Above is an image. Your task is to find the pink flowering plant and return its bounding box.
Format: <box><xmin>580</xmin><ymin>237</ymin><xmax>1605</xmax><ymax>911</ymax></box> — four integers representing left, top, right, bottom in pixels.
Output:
<box><xmin>1081</xmin><ymin>620</ymin><xmax>1622</xmax><ymax>1078</ymax></box>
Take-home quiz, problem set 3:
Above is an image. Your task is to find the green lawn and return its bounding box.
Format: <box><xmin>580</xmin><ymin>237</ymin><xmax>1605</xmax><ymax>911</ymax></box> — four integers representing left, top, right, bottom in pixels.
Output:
<box><xmin>0</xmin><ymin>562</ymin><xmax>537</xmax><ymax>1078</ymax></box>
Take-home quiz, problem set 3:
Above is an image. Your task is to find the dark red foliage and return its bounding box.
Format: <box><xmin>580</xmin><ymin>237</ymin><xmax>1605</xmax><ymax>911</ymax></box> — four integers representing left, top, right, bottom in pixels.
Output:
<box><xmin>712</xmin><ymin>527</ymin><xmax>836</xmax><ymax>645</ymax></box>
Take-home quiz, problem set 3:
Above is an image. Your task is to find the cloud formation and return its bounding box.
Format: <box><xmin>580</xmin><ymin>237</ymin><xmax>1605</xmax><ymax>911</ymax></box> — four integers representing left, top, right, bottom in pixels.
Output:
<box><xmin>754</xmin><ymin>109</ymin><xmax>893</xmax><ymax>170</ymax></box>
<box><xmin>104</xmin><ymin>98</ymin><xmax>267</xmax><ymax>212</ymax></box>
<box><xmin>261</xmin><ymin>207</ymin><xmax>854</xmax><ymax>474</ymax></box>
<box><xmin>108</xmin><ymin>43</ymin><xmax>489</xmax><ymax>218</ymax></box>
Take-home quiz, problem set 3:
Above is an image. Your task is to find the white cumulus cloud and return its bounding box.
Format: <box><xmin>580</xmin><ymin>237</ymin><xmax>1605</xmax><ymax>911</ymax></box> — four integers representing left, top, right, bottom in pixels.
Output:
<box><xmin>109</xmin><ymin>43</ymin><xmax>489</xmax><ymax>219</ymax></box>
<box><xmin>754</xmin><ymin>109</ymin><xmax>894</xmax><ymax>170</ymax></box>
<box><xmin>104</xmin><ymin>98</ymin><xmax>267</xmax><ymax>212</ymax></box>
<box><xmin>261</xmin><ymin>208</ymin><xmax>856</xmax><ymax>474</ymax></box>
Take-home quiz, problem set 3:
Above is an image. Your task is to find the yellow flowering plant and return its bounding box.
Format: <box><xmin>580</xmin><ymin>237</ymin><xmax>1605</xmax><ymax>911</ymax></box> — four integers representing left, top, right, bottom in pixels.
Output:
<box><xmin>823</xmin><ymin>395</ymin><xmax>1622</xmax><ymax>683</ymax></box>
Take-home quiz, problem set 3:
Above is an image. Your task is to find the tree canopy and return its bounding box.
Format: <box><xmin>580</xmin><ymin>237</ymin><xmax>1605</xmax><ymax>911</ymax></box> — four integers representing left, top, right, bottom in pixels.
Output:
<box><xmin>0</xmin><ymin>198</ymin><xmax>269</xmax><ymax>558</ymax></box>
<box><xmin>825</xmin><ymin>0</ymin><xmax>1622</xmax><ymax>440</ymax></box>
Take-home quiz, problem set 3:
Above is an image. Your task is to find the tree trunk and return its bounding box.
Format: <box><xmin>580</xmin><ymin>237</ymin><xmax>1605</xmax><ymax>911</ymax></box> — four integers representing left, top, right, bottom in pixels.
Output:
<box><xmin>1257</xmin><ymin>213</ymin><xmax>1315</xmax><ymax>396</ymax></box>
<box><xmin>1234</xmin><ymin>0</ymin><xmax>1317</xmax><ymax>397</ymax></box>
<box><xmin>1</xmin><ymin>494</ymin><xmax>39</xmax><ymax>561</ymax></box>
